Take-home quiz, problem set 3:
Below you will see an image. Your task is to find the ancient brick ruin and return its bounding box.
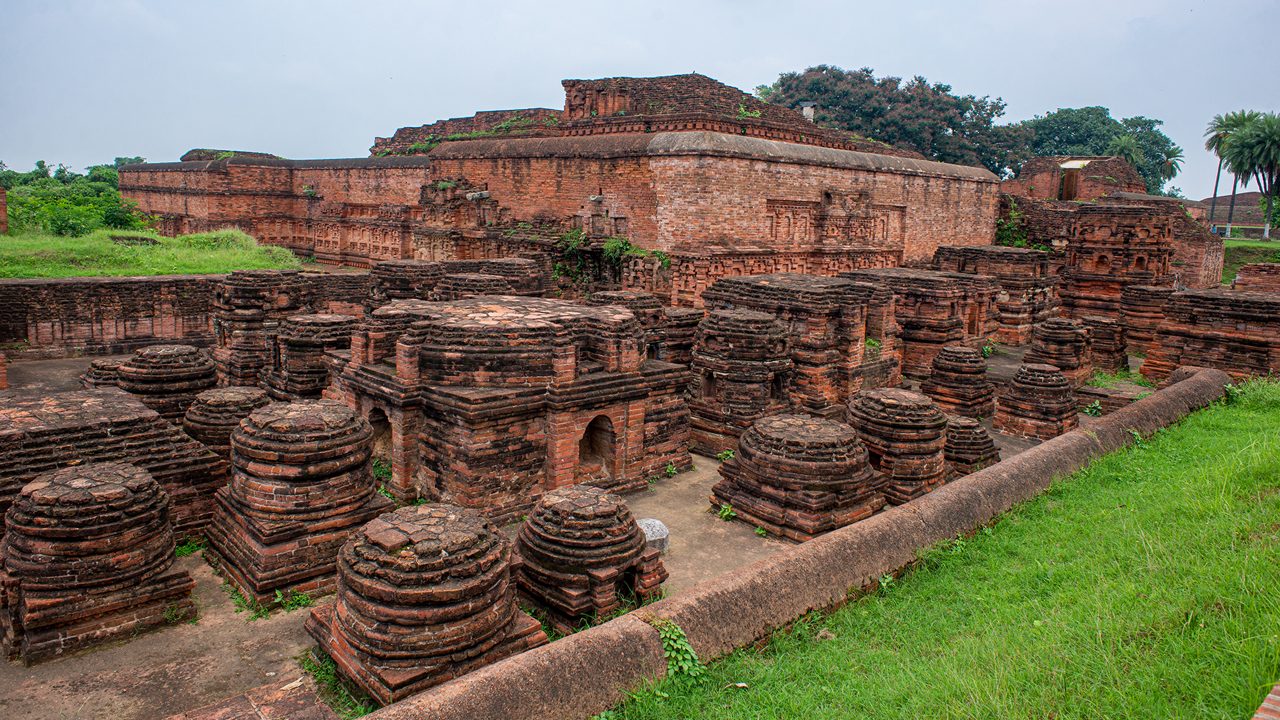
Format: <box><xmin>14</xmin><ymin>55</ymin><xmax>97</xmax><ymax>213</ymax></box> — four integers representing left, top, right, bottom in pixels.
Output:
<box><xmin>843</xmin><ymin>268</ymin><xmax>996</xmax><ymax>378</ymax></box>
<box><xmin>1233</xmin><ymin>263</ymin><xmax>1280</xmax><ymax>293</ymax></box>
<box><xmin>182</xmin><ymin>386</ymin><xmax>271</xmax><ymax>461</ymax></box>
<box><xmin>1023</xmin><ymin>318</ymin><xmax>1093</xmax><ymax>388</ymax></box>
<box><xmin>702</xmin><ymin>273</ymin><xmax>900</xmax><ymax>413</ymax></box>
<box><xmin>120</xmin><ymin>73</ymin><xmax>1000</xmax><ymax>307</ymax></box>
<box><xmin>688</xmin><ymin>309</ymin><xmax>793</xmax><ymax>454</ymax></box>
<box><xmin>919</xmin><ymin>345</ymin><xmax>996</xmax><ymax>418</ymax></box>
<box><xmin>1</xmin><ymin>462</ymin><xmax>195</xmax><ymax>664</ymax></box>
<box><xmin>943</xmin><ymin>417</ymin><xmax>1001</xmax><ymax>478</ymax></box>
<box><xmin>79</xmin><ymin>357</ymin><xmax>124</xmax><ymax>388</ymax></box>
<box><xmin>514</xmin><ymin>484</ymin><xmax>666</xmax><ymax>632</ymax></box>
<box><xmin>1142</xmin><ymin>289</ymin><xmax>1280</xmax><ymax>381</ymax></box>
<box><xmin>993</xmin><ymin>364</ymin><xmax>1079</xmax><ymax>440</ymax></box>
<box><xmin>710</xmin><ymin>413</ymin><xmax>884</xmax><ymax>542</ymax></box>
<box><xmin>212</xmin><ymin>270</ymin><xmax>309</xmax><ymax>387</ymax></box>
<box><xmin>116</xmin><ymin>344</ymin><xmax>218</xmax><ymax>421</ymax></box>
<box><xmin>1083</xmin><ymin>316</ymin><xmax>1127</xmax><ymax>373</ymax></box>
<box><xmin>0</xmin><ymin>389</ymin><xmax>227</xmax><ymax>537</ymax></box>
<box><xmin>2</xmin><ymin>66</ymin><xmax>1266</xmax><ymax>720</ymax></box>
<box><xmin>305</xmin><ymin>504</ymin><xmax>547</xmax><ymax>704</ymax></box>
<box><xmin>205</xmin><ymin>400</ymin><xmax>394</xmax><ymax>605</ymax></box>
<box><xmin>1000</xmin><ymin>156</ymin><xmax>1146</xmax><ymax>202</ymax></box>
<box><xmin>1000</xmin><ymin>158</ymin><xmax>1223</xmax><ymax>297</ymax></box>
<box><xmin>932</xmin><ymin>245</ymin><xmax>1058</xmax><ymax>345</ymax></box>
<box><xmin>329</xmin><ymin>295</ymin><xmax>691</xmax><ymax>520</ymax></box>
<box><xmin>1059</xmin><ymin>204</ymin><xmax>1174</xmax><ymax>321</ymax></box>
<box><xmin>845</xmin><ymin>389</ymin><xmax>948</xmax><ymax>505</ymax></box>
<box><xmin>1120</xmin><ymin>285</ymin><xmax>1174</xmax><ymax>357</ymax></box>
<box><xmin>264</xmin><ymin>314</ymin><xmax>357</xmax><ymax>400</ymax></box>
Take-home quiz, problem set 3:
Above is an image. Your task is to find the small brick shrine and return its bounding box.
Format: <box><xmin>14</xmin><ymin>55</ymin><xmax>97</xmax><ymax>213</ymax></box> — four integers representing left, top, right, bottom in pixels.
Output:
<box><xmin>264</xmin><ymin>313</ymin><xmax>358</xmax><ymax>400</ymax></box>
<box><xmin>688</xmin><ymin>309</ymin><xmax>793</xmax><ymax>454</ymax></box>
<box><xmin>1023</xmin><ymin>318</ymin><xmax>1093</xmax><ymax>388</ymax></box>
<box><xmin>845</xmin><ymin>389</ymin><xmax>948</xmax><ymax>505</ymax></box>
<box><xmin>0</xmin><ymin>462</ymin><xmax>195</xmax><ymax>664</ymax></box>
<box><xmin>918</xmin><ymin>345</ymin><xmax>996</xmax><ymax>418</ymax></box>
<box><xmin>328</xmin><ymin>296</ymin><xmax>691</xmax><ymax>521</ymax></box>
<box><xmin>305</xmin><ymin>504</ymin><xmax>548</xmax><ymax>705</ymax></box>
<box><xmin>1120</xmin><ymin>285</ymin><xmax>1174</xmax><ymax>357</ymax></box>
<box><xmin>943</xmin><ymin>417</ymin><xmax>1001</xmax><ymax>478</ymax></box>
<box><xmin>932</xmin><ymin>245</ymin><xmax>1058</xmax><ymax>345</ymax></box>
<box><xmin>842</xmin><ymin>268</ymin><xmax>995</xmax><ymax>379</ymax></box>
<box><xmin>182</xmin><ymin>386</ymin><xmax>271</xmax><ymax>461</ymax></box>
<box><xmin>710</xmin><ymin>413</ymin><xmax>885</xmax><ymax>542</ymax></box>
<box><xmin>701</xmin><ymin>273</ymin><xmax>901</xmax><ymax>413</ymax></box>
<box><xmin>205</xmin><ymin>400</ymin><xmax>394</xmax><ymax>605</ymax></box>
<box><xmin>1083</xmin><ymin>316</ymin><xmax>1127</xmax><ymax>373</ymax></box>
<box><xmin>1142</xmin><ymin>289</ymin><xmax>1280</xmax><ymax>381</ymax></box>
<box><xmin>514</xmin><ymin>484</ymin><xmax>666</xmax><ymax>633</ymax></box>
<box><xmin>993</xmin><ymin>364</ymin><xmax>1079</xmax><ymax>440</ymax></box>
<box><xmin>116</xmin><ymin>344</ymin><xmax>218</xmax><ymax>421</ymax></box>
<box><xmin>79</xmin><ymin>358</ymin><xmax>124</xmax><ymax>388</ymax></box>
<box><xmin>212</xmin><ymin>270</ymin><xmax>309</xmax><ymax>387</ymax></box>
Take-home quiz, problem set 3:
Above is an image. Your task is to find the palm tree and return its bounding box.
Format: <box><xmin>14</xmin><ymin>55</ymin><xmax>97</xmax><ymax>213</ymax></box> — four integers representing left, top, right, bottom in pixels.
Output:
<box><xmin>1158</xmin><ymin>145</ymin><xmax>1184</xmax><ymax>184</ymax></box>
<box><xmin>1205</xmin><ymin>114</ymin><xmax>1232</xmax><ymax>229</ymax></box>
<box><xmin>1211</xmin><ymin>110</ymin><xmax>1263</xmax><ymax>235</ymax></box>
<box><xmin>1223</xmin><ymin>112</ymin><xmax>1280</xmax><ymax>239</ymax></box>
<box><xmin>1106</xmin><ymin>134</ymin><xmax>1144</xmax><ymax>170</ymax></box>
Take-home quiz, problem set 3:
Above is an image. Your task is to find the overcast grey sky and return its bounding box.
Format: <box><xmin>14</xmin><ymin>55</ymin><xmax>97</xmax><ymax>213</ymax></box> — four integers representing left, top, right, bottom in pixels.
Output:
<box><xmin>2</xmin><ymin>0</ymin><xmax>1276</xmax><ymax>199</ymax></box>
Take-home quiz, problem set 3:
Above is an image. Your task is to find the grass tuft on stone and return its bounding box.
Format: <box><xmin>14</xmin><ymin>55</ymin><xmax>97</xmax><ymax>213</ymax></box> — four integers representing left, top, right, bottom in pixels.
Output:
<box><xmin>607</xmin><ymin>379</ymin><xmax>1280</xmax><ymax>719</ymax></box>
<box><xmin>0</xmin><ymin>229</ymin><xmax>300</xmax><ymax>278</ymax></box>
<box><xmin>297</xmin><ymin>649</ymin><xmax>377</xmax><ymax>719</ymax></box>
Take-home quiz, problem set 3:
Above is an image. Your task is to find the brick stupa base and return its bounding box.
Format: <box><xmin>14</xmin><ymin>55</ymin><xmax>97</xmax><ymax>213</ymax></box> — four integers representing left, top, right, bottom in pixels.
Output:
<box><xmin>0</xmin><ymin>462</ymin><xmax>195</xmax><ymax>664</ymax></box>
<box><xmin>711</xmin><ymin>414</ymin><xmax>885</xmax><ymax>542</ymax></box>
<box><xmin>205</xmin><ymin>401</ymin><xmax>392</xmax><ymax>606</ymax></box>
<box><xmin>306</xmin><ymin>505</ymin><xmax>547</xmax><ymax>705</ymax></box>
<box><xmin>515</xmin><ymin>485</ymin><xmax>666</xmax><ymax>634</ymax></box>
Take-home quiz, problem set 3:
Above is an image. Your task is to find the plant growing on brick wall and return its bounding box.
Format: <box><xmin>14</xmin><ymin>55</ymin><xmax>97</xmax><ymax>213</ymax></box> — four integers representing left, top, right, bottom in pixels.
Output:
<box><xmin>995</xmin><ymin>199</ymin><xmax>1030</xmax><ymax>248</ymax></box>
<box><xmin>552</xmin><ymin>228</ymin><xmax>592</xmax><ymax>287</ymax></box>
<box><xmin>601</xmin><ymin>236</ymin><xmax>671</xmax><ymax>269</ymax></box>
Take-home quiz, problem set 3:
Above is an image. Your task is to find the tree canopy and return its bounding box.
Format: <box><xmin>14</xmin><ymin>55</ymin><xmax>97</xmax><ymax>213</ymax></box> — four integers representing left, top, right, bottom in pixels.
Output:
<box><xmin>997</xmin><ymin>108</ymin><xmax>1180</xmax><ymax>194</ymax></box>
<box><xmin>755</xmin><ymin>65</ymin><xmax>1033</xmax><ymax>178</ymax></box>
<box><xmin>0</xmin><ymin>159</ymin><xmax>151</xmax><ymax>236</ymax></box>
<box><xmin>757</xmin><ymin>66</ymin><xmax>1183</xmax><ymax>194</ymax></box>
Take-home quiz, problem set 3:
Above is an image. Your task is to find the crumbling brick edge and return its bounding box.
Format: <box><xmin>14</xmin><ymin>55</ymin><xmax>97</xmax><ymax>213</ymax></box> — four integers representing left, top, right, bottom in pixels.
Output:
<box><xmin>365</xmin><ymin>366</ymin><xmax>1232</xmax><ymax>720</ymax></box>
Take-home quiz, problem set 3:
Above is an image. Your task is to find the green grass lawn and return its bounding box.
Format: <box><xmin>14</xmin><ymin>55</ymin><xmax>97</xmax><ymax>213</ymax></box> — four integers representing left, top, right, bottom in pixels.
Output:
<box><xmin>608</xmin><ymin>380</ymin><xmax>1280</xmax><ymax>720</ymax></box>
<box><xmin>1222</xmin><ymin>238</ymin><xmax>1280</xmax><ymax>284</ymax></box>
<box><xmin>0</xmin><ymin>229</ymin><xmax>300</xmax><ymax>277</ymax></box>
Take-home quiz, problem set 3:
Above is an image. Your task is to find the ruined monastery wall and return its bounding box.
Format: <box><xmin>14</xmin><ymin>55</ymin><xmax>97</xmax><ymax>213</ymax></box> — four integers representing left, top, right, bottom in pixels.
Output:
<box><xmin>0</xmin><ymin>273</ymin><xmax>373</xmax><ymax>358</ymax></box>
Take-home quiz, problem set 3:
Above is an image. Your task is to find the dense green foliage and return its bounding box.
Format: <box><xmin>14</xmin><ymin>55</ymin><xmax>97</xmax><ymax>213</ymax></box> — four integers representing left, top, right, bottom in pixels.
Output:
<box><xmin>756</xmin><ymin>65</ymin><xmax>1033</xmax><ymax>177</ymax></box>
<box><xmin>1</xmin><ymin>158</ymin><xmax>151</xmax><ymax>236</ymax></box>
<box><xmin>1020</xmin><ymin>107</ymin><xmax>1182</xmax><ymax>194</ymax></box>
<box><xmin>755</xmin><ymin>66</ymin><xmax>1183</xmax><ymax>193</ymax></box>
<box><xmin>0</xmin><ymin>229</ymin><xmax>300</xmax><ymax>277</ymax></box>
<box><xmin>607</xmin><ymin>380</ymin><xmax>1280</xmax><ymax>719</ymax></box>
<box><xmin>1221</xmin><ymin>113</ymin><xmax>1280</xmax><ymax>238</ymax></box>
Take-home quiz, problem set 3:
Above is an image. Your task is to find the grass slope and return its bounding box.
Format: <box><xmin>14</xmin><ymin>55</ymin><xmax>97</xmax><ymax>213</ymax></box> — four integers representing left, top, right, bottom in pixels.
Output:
<box><xmin>608</xmin><ymin>381</ymin><xmax>1280</xmax><ymax>720</ymax></box>
<box><xmin>0</xmin><ymin>229</ymin><xmax>300</xmax><ymax>278</ymax></box>
<box><xmin>1222</xmin><ymin>238</ymin><xmax>1280</xmax><ymax>284</ymax></box>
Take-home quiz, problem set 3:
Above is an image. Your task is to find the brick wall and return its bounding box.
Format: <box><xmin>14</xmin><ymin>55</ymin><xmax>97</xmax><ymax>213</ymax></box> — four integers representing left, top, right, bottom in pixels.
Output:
<box><xmin>1002</xmin><ymin>156</ymin><xmax>1146</xmax><ymax>201</ymax></box>
<box><xmin>0</xmin><ymin>273</ymin><xmax>372</xmax><ymax>359</ymax></box>
<box><xmin>122</xmin><ymin>131</ymin><xmax>998</xmax><ymax>301</ymax></box>
<box><xmin>0</xmin><ymin>186</ymin><xmax>7</xmax><ymax>235</ymax></box>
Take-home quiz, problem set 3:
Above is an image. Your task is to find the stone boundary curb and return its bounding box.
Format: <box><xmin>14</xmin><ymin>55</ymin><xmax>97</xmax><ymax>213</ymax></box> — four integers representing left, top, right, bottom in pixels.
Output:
<box><xmin>367</xmin><ymin>367</ymin><xmax>1232</xmax><ymax>720</ymax></box>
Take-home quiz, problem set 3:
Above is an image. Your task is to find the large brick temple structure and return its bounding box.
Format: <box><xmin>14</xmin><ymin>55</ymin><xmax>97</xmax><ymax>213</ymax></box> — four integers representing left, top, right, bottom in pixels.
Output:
<box><xmin>119</xmin><ymin>73</ymin><xmax>1000</xmax><ymax>306</ymax></box>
